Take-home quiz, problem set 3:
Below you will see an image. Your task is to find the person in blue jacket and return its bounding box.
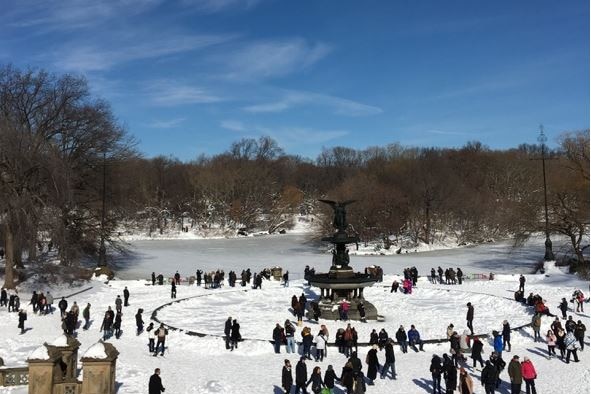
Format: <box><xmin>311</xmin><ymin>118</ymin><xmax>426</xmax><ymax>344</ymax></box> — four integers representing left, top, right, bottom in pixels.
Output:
<box><xmin>493</xmin><ymin>330</ymin><xmax>503</xmax><ymax>355</ymax></box>
<box><xmin>407</xmin><ymin>325</ymin><xmax>424</xmax><ymax>351</ymax></box>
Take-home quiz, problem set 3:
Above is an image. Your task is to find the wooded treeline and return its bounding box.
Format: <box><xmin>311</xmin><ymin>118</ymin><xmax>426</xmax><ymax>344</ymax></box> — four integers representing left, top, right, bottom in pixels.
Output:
<box><xmin>0</xmin><ymin>66</ymin><xmax>589</xmax><ymax>288</ymax></box>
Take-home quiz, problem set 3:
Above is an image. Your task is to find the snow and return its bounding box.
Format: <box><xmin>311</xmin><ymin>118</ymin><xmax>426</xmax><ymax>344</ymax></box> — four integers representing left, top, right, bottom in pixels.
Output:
<box><xmin>0</xmin><ymin>237</ymin><xmax>589</xmax><ymax>394</ymax></box>
<box><xmin>83</xmin><ymin>342</ymin><xmax>108</xmax><ymax>359</ymax></box>
<box><xmin>28</xmin><ymin>345</ymin><xmax>49</xmax><ymax>361</ymax></box>
<box><xmin>51</xmin><ymin>334</ymin><xmax>69</xmax><ymax>347</ymax></box>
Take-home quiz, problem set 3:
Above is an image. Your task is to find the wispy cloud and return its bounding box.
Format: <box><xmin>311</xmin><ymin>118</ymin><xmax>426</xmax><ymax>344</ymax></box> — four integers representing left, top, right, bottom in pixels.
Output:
<box><xmin>218</xmin><ymin>39</ymin><xmax>331</xmax><ymax>80</ymax></box>
<box><xmin>426</xmin><ymin>129</ymin><xmax>473</xmax><ymax>136</ymax></box>
<box><xmin>145</xmin><ymin>80</ymin><xmax>223</xmax><ymax>106</ymax></box>
<box><xmin>147</xmin><ymin>118</ymin><xmax>187</xmax><ymax>128</ymax></box>
<box><xmin>56</xmin><ymin>33</ymin><xmax>234</xmax><ymax>72</ymax></box>
<box><xmin>220</xmin><ymin>120</ymin><xmax>247</xmax><ymax>132</ymax></box>
<box><xmin>4</xmin><ymin>0</ymin><xmax>161</xmax><ymax>31</ymax></box>
<box><xmin>181</xmin><ymin>0</ymin><xmax>263</xmax><ymax>13</ymax></box>
<box><xmin>243</xmin><ymin>90</ymin><xmax>383</xmax><ymax>116</ymax></box>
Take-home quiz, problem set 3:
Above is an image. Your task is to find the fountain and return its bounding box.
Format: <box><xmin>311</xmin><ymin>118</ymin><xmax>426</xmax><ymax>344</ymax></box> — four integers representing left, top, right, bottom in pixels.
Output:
<box><xmin>307</xmin><ymin>200</ymin><xmax>379</xmax><ymax>320</ymax></box>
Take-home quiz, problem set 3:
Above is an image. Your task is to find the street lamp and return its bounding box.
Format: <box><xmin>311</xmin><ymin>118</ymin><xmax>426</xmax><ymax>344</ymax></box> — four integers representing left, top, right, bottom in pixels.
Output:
<box><xmin>537</xmin><ymin>125</ymin><xmax>554</xmax><ymax>261</ymax></box>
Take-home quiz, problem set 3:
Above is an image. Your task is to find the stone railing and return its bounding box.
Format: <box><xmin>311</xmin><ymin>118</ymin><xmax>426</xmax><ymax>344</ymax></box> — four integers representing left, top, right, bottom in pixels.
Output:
<box><xmin>0</xmin><ymin>366</ymin><xmax>29</xmax><ymax>386</ymax></box>
<box><xmin>55</xmin><ymin>381</ymin><xmax>82</xmax><ymax>394</ymax></box>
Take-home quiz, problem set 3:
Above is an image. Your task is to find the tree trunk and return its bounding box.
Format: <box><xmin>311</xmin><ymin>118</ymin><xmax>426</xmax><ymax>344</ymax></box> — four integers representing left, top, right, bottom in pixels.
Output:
<box><xmin>3</xmin><ymin>224</ymin><xmax>16</xmax><ymax>289</ymax></box>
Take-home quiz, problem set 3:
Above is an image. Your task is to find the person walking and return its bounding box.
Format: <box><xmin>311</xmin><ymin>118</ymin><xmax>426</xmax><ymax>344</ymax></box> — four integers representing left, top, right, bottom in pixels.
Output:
<box><xmin>466</xmin><ymin>302</ymin><xmax>474</xmax><ymax>335</ymax></box>
<box><xmin>82</xmin><ymin>303</ymin><xmax>91</xmax><ymax>330</ymax></box>
<box><xmin>521</xmin><ymin>356</ymin><xmax>537</xmax><ymax>394</ymax></box>
<box><xmin>170</xmin><ymin>281</ymin><xmax>176</xmax><ymax>299</ymax></box>
<box><xmin>531</xmin><ymin>314</ymin><xmax>542</xmax><ymax>342</ymax></box>
<box><xmin>113</xmin><ymin>311</ymin><xmax>122</xmax><ymax>339</ymax></box>
<box><xmin>115</xmin><ymin>295</ymin><xmax>122</xmax><ymax>313</ymax></box>
<box><xmin>381</xmin><ymin>339</ymin><xmax>396</xmax><ymax>380</ymax></box>
<box><xmin>574</xmin><ymin>320</ymin><xmax>586</xmax><ymax>350</ymax></box>
<box><xmin>135</xmin><ymin>308</ymin><xmax>144</xmax><ymax>335</ymax></box>
<box><xmin>306</xmin><ymin>366</ymin><xmax>325</xmax><ymax>394</ymax></box>
<box><xmin>295</xmin><ymin>357</ymin><xmax>308</xmax><ymax>394</ymax></box>
<box><xmin>559</xmin><ymin>298</ymin><xmax>569</xmax><ymax>320</ymax></box>
<box><xmin>507</xmin><ymin>355</ymin><xmax>522</xmax><ymax>394</ymax></box>
<box><xmin>285</xmin><ymin>320</ymin><xmax>296</xmax><ymax>354</ymax></box>
<box><xmin>546</xmin><ymin>330</ymin><xmax>557</xmax><ymax>358</ymax></box>
<box><xmin>273</xmin><ymin>323</ymin><xmax>284</xmax><ymax>354</ymax></box>
<box><xmin>430</xmin><ymin>354</ymin><xmax>443</xmax><ymax>394</ymax></box>
<box><xmin>323</xmin><ymin>365</ymin><xmax>337</xmax><ymax>393</ymax></box>
<box><xmin>282</xmin><ymin>359</ymin><xmax>293</xmax><ymax>394</ymax></box>
<box><xmin>481</xmin><ymin>360</ymin><xmax>497</xmax><ymax>394</ymax></box>
<box><xmin>458</xmin><ymin>367</ymin><xmax>473</xmax><ymax>394</ymax></box>
<box><xmin>564</xmin><ymin>330</ymin><xmax>580</xmax><ymax>363</ymax></box>
<box><xmin>151</xmin><ymin>272</ymin><xmax>156</xmax><ymax>286</ymax></box>
<box><xmin>471</xmin><ymin>336</ymin><xmax>484</xmax><ymax>369</ymax></box>
<box><xmin>518</xmin><ymin>275</ymin><xmax>525</xmax><ymax>293</ymax></box>
<box><xmin>556</xmin><ymin>328</ymin><xmax>567</xmax><ymax>359</ymax></box>
<box><xmin>315</xmin><ymin>331</ymin><xmax>327</xmax><ymax>362</ymax></box>
<box><xmin>365</xmin><ymin>345</ymin><xmax>379</xmax><ymax>385</ymax></box>
<box><xmin>149</xmin><ymin>368</ymin><xmax>165</xmax><ymax>394</ymax></box>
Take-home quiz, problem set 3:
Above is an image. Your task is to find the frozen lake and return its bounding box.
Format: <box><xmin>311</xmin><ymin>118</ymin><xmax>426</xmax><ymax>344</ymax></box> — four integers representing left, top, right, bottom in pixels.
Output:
<box><xmin>112</xmin><ymin>234</ymin><xmax>571</xmax><ymax>279</ymax></box>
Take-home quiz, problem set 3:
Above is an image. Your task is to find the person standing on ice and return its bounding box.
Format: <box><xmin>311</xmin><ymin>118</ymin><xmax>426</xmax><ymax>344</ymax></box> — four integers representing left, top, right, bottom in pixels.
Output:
<box><xmin>18</xmin><ymin>309</ymin><xmax>27</xmax><ymax>334</ymax></box>
<box><xmin>457</xmin><ymin>367</ymin><xmax>473</xmax><ymax>394</ymax></box>
<box><xmin>481</xmin><ymin>360</ymin><xmax>497</xmax><ymax>394</ymax></box>
<box><xmin>273</xmin><ymin>323</ymin><xmax>284</xmax><ymax>354</ymax></box>
<box><xmin>135</xmin><ymin>308</ymin><xmax>144</xmax><ymax>335</ymax></box>
<box><xmin>471</xmin><ymin>336</ymin><xmax>484</xmax><ymax>368</ymax></box>
<box><xmin>564</xmin><ymin>330</ymin><xmax>580</xmax><ymax>363</ymax></box>
<box><xmin>430</xmin><ymin>354</ymin><xmax>442</xmax><ymax>394</ymax></box>
<box><xmin>365</xmin><ymin>344</ymin><xmax>379</xmax><ymax>385</ymax></box>
<box><xmin>381</xmin><ymin>339</ymin><xmax>396</xmax><ymax>379</ymax></box>
<box><xmin>559</xmin><ymin>298</ymin><xmax>569</xmax><ymax>319</ymax></box>
<box><xmin>113</xmin><ymin>311</ymin><xmax>122</xmax><ymax>339</ymax></box>
<box><xmin>466</xmin><ymin>302</ymin><xmax>474</xmax><ymax>335</ymax></box>
<box><xmin>284</xmin><ymin>320</ymin><xmax>296</xmax><ymax>353</ymax></box>
<box><xmin>306</xmin><ymin>366</ymin><xmax>325</xmax><ymax>394</ymax></box>
<box><xmin>574</xmin><ymin>320</ymin><xmax>586</xmax><ymax>350</ymax></box>
<box><xmin>115</xmin><ymin>295</ymin><xmax>122</xmax><ymax>313</ymax></box>
<box><xmin>442</xmin><ymin>354</ymin><xmax>457</xmax><ymax>394</ymax></box>
<box><xmin>323</xmin><ymin>364</ymin><xmax>337</xmax><ymax>393</ymax></box>
<box><xmin>507</xmin><ymin>355</ymin><xmax>522</xmax><ymax>394</ymax></box>
<box><xmin>153</xmin><ymin>324</ymin><xmax>168</xmax><ymax>356</ymax></box>
<box><xmin>230</xmin><ymin>319</ymin><xmax>241</xmax><ymax>350</ymax></box>
<box><xmin>518</xmin><ymin>275</ymin><xmax>525</xmax><ymax>293</ymax></box>
<box><xmin>148</xmin><ymin>368</ymin><xmax>165</xmax><ymax>393</ymax></box>
<box><xmin>151</xmin><ymin>272</ymin><xmax>156</xmax><ymax>286</ymax></box>
<box><xmin>502</xmin><ymin>320</ymin><xmax>511</xmax><ymax>352</ymax></box>
<box><xmin>224</xmin><ymin>317</ymin><xmax>232</xmax><ymax>349</ymax></box>
<box><xmin>282</xmin><ymin>359</ymin><xmax>293</xmax><ymax>394</ymax></box>
<box><xmin>457</xmin><ymin>268</ymin><xmax>464</xmax><ymax>285</ymax></box>
<box><xmin>170</xmin><ymin>281</ymin><xmax>176</xmax><ymax>299</ymax></box>
<box><xmin>123</xmin><ymin>286</ymin><xmax>130</xmax><ymax>307</ymax></box>
<box><xmin>58</xmin><ymin>297</ymin><xmax>68</xmax><ymax>318</ymax></box>
<box><xmin>174</xmin><ymin>271</ymin><xmax>180</xmax><ymax>285</ymax></box>
<box><xmin>531</xmin><ymin>314</ymin><xmax>541</xmax><ymax>342</ymax></box>
<box><xmin>315</xmin><ymin>330</ymin><xmax>327</xmax><ymax>362</ymax></box>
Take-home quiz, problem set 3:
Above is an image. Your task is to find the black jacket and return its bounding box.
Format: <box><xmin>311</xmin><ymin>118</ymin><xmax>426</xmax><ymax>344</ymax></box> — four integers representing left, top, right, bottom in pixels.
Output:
<box><xmin>295</xmin><ymin>361</ymin><xmax>307</xmax><ymax>384</ymax></box>
<box><xmin>395</xmin><ymin>329</ymin><xmax>407</xmax><ymax>342</ymax></box>
<box><xmin>471</xmin><ymin>339</ymin><xmax>483</xmax><ymax>359</ymax></box>
<box><xmin>324</xmin><ymin>368</ymin><xmax>337</xmax><ymax>388</ymax></box>
<box><xmin>149</xmin><ymin>374</ymin><xmax>165</xmax><ymax>393</ymax></box>
<box><xmin>282</xmin><ymin>366</ymin><xmax>293</xmax><ymax>389</ymax></box>
<box><xmin>384</xmin><ymin>343</ymin><xmax>395</xmax><ymax>363</ymax></box>
<box><xmin>224</xmin><ymin>319</ymin><xmax>232</xmax><ymax>336</ymax></box>
<box><xmin>467</xmin><ymin>305</ymin><xmax>474</xmax><ymax>321</ymax></box>
<box><xmin>481</xmin><ymin>364</ymin><xmax>497</xmax><ymax>385</ymax></box>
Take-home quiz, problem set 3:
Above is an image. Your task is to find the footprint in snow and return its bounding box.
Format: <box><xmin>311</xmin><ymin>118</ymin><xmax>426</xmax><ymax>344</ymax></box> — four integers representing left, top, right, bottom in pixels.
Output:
<box><xmin>205</xmin><ymin>380</ymin><xmax>223</xmax><ymax>392</ymax></box>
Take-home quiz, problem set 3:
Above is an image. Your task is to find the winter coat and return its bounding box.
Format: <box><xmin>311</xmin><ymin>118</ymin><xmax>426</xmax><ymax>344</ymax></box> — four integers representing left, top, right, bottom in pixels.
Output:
<box><xmin>502</xmin><ymin>322</ymin><xmax>511</xmax><ymax>339</ymax></box>
<box><xmin>384</xmin><ymin>342</ymin><xmax>395</xmax><ymax>363</ymax></box>
<box><xmin>395</xmin><ymin>328</ymin><xmax>407</xmax><ymax>342</ymax></box>
<box><xmin>352</xmin><ymin>372</ymin><xmax>366</xmax><ymax>394</ymax></box>
<box><xmin>340</xmin><ymin>365</ymin><xmax>354</xmax><ymax>389</ymax></box>
<box><xmin>493</xmin><ymin>335</ymin><xmax>503</xmax><ymax>353</ymax></box>
<box><xmin>285</xmin><ymin>322</ymin><xmax>295</xmax><ymax>338</ymax></box>
<box><xmin>430</xmin><ymin>356</ymin><xmax>442</xmax><ymax>377</ymax></box>
<box><xmin>458</xmin><ymin>373</ymin><xmax>473</xmax><ymax>394</ymax></box>
<box><xmin>349</xmin><ymin>355</ymin><xmax>362</xmax><ymax>373</ymax></box>
<box><xmin>532</xmin><ymin>314</ymin><xmax>541</xmax><ymax>330</ymax></box>
<box><xmin>224</xmin><ymin>319</ymin><xmax>232</xmax><ymax>336</ymax></box>
<box><xmin>149</xmin><ymin>373</ymin><xmax>165</xmax><ymax>394</ymax></box>
<box><xmin>295</xmin><ymin>361</ymin><xmax>307</xmax><ymax>384</ymax></box>
<box><xmin>323</xmin><ymin>368</ymin><xmax>337</xmax><ymax>388</ymax></box>
<box><xmin>521</xmin><ymin>360</ymin><xmax>536</xmax><ymax>380</ymax></box>
<box><xmin>315</xmin><ymin>334</ymin><xmax>327</xmax><ymax>350</ymax></box>
<box><xmin>466</xmin><ymin>305</ymin><xmax>474</xmax><ymax>321</ymax></box>
<box><xmin>282</xmin><ymin>366</ymin><xmax>293</xmax><ymax>389</ymax></box>
<box><xmin>306</xmin><ymin>373</ymin><xmax>324</xmax><ymax>393</ymax></box>
<box><xmin>407</xmin><ymin>328</ymin><xmax>421</xmax><ymax>343</ymax></box>
<box><xmin>564</xmin><ymin>331</ymin><xmax>579</xmax><ymax>350</ymax></box>
<box><xmin>230</xmin><ymin>323</ymin><xmax>241</xmax><ymax>341</ymax></box>
<box><xmin>559</xmin><ymin>299</ymin><xmax>568</xmax><ymax>312</ymax></box>
<box><xmin>471</xmin><ymin>339</ymin><xmax>483</xmax><ymax>359</ymax></box>
<box><xmin>575</xmin><ymin>323</ymin><xmax>586</xmax><ymax>339</ymax></box>
<box><xmin>83</xmin><ymin>306</ymin><xmax>90</xmax><ymax>320</ymax></box>
<box><xmin>18</xmin><ymin>311</ymin><xmax>27</xmax><ymax>328</ymax></box>
<box><xmin>508</xmin><ymin>359</ymin><xmax>523</xmax><ymax>384</ymax></box>
<box><xmin>444</xmin><ymin>363</ymin><xmax>457</xmax><ymax>388</ymax></box>
<box><xmin>481</xmin><ymin>363</ymin><xmax>497</xmax><ymax>385</ymax></box>
<box><xmin>546</xmin><ymin>333</ymin><xmax>556</xmax><ymax>346</ymax></box>
<box><xmin>366</xmin><ymin>349</ymin><xmax>379</xmax><ymax>380</ymax></box>
<box><xmin>369</xmin><ymin>331</ymin><xmax>378</xmax><ymax>345</ymax></box>
<box><xmin>273</xmin><ymin>326</ymin><xmax>283</xmax><ymax>342</ymax></box>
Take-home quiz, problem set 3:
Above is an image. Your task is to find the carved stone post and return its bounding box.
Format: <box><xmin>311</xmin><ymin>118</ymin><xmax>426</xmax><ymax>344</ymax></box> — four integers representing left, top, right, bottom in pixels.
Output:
<box><xmin>81</xmin><ymin>341</ymin><xmax>119</xmax><ymax>394</ymax></box>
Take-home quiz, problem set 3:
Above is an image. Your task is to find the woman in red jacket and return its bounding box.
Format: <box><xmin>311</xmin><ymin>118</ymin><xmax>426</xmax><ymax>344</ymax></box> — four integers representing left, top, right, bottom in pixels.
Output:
<box><xmin>521</xmin><ymin>356</ymin><xmax>537</xmax><ymax>394</ymax></box>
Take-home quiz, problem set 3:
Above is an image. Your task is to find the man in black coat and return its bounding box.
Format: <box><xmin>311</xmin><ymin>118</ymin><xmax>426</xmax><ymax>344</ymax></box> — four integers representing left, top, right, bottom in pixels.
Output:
<box><xmin>123</xmin><ymin>287</ymin><xmax>130</xmax><ymax>307</ymax></box>
<box><xmin>224</xmin><ymin>316</ymin><xmax>232</xmax><ymax>349</ymax></box>
<box><xmin>282</xmin><ymin>359</ymin><xmax>293</xmax><ymax>394</ymax></box>
<box><xmin>135</xmin><ymin>309</ymin><xmax>144</xmax><ymax>335</ymax></box>
<box><xmin>149</xmin><ymin>368</ymin><xmax>165</xmax><ymax>393</ymax></box>
<box><xmin>466</xmin><ymin>302</ymin><xmax>474</xmax><ymax>335</ymax></box>
<box><xmin>295</xmin><ymin>357</ymin><xmax>308</xmax><ymax>394</ymax></box>
<box><xmin>481</xmin><ymin>361</ymin><xmax>497</xmax><ymax>394</ymax></box>
<box><xmin>381</xmin><ymin>339</ymin><xmax>396</xmax><ymax>379</ymax></box>
<box><xmin>58</xmin><ymin>297</ymin><xmax>68</xmax><ymax>318</ymax></box>
<box><xmin>151</xmin><ymin>272</ymin><xmax>156</xmax><ymax>286</ymax></box>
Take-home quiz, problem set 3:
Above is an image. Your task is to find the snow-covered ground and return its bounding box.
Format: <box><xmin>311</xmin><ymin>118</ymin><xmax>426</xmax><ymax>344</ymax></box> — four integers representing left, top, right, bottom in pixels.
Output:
<box><xmin>0</xmin><ymin>239</ymin><xmax>589</xmax><ymax>394</ymax></box>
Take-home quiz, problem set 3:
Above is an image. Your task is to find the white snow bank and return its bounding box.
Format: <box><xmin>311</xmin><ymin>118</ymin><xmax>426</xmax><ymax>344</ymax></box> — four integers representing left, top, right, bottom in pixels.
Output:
<box><xmin>83</xmin><ymin>342</ymin><xmax>107</xmax><ymax>359</ymax></box>
<box><xmin>51</xmin><ymin>335</ymin><xmax>69</xmax><ymax>347</ymax></box>
<box><xmin>29</xmin><ymin>345</ymin><xmax>49</xmax><ymax>360</ymax></box>
<box><xmin>92</xmin><ymin>274</ymin><xmax>109</xmax><ymax>282</ymax></box>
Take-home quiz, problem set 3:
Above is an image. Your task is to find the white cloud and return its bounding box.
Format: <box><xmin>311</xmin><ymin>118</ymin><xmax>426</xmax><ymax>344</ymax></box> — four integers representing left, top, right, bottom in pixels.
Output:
<box><xmin>220</xmin><ymin>120</ymin><xmax>247</xmax><ymax>132</ymax></box>
<box><xmin>145</xmin><ymin>80</ymin><xmax>223</xmax><ymax>106</ymax></box>
<box><xmin>243</xmin><ymin>90</ymin><xmax>383</xmax><ymax>117</ymax></box>
<box><xmin>56</xmin><ymin>34</ymin><xmax>233</xmax><ymax>72</ymax></box>
<box><xmin>147</xmin><ymin>118</ymin><xmax>187</xmax><ymax>128</ymax></box>
<box><xmin>219</xmin><ymin>39</ymin><xmax>331</xmax><ymax>80</ymax></box>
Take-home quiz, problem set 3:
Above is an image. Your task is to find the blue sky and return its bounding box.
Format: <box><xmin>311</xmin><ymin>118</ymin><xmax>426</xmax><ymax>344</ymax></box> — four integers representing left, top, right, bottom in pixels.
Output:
<box><xmin>1</xmin><ymin>1</ymin><xmax>588</xmax><ymax>160</ymax></box>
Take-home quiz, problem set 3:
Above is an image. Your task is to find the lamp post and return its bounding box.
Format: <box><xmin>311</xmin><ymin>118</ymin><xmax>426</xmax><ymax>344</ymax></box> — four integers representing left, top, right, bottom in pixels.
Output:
<box><xmin>538</xmin><ymin>126</ymin><xmax>554</xmax><ymax>261</ymax></box>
